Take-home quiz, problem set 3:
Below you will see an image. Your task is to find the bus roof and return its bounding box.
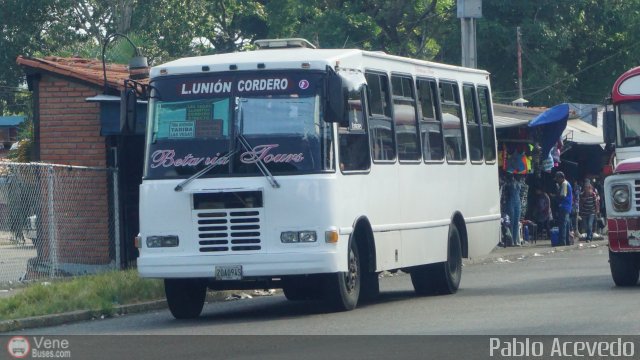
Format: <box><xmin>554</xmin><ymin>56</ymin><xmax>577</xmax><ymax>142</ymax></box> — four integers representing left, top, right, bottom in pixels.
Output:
<box><xmin>150</xmin><ymin>46</ymin><xmax>490</xmax><ymax>80</ymax></box>
<box><xmin>612</xmin><ymin>65</ymin><xmax>640</xmax><ymax>103</ymax></box>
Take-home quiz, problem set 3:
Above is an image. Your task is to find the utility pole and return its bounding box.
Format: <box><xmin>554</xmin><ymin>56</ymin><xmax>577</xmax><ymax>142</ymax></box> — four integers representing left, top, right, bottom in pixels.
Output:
<box><xmin>458</xmin><ymin>0</ymin><xmax>482</xmax><ymax>68</ymax></box>
<box><xmin>513</xmin><ymin>26</ymin><xmax>528</xmax><ymax>107</ymax></box>
<box><xmin>517</xmin><ymin>27</ymin><xmax>523</xmax><ymax>101</ymax></box>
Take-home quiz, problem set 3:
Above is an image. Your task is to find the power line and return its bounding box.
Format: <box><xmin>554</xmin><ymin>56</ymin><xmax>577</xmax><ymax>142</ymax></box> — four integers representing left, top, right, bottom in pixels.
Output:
<box><xmin>523</xmin><ymin>45</ymin><xmax>634</xmax><ymax>99</ymax></box>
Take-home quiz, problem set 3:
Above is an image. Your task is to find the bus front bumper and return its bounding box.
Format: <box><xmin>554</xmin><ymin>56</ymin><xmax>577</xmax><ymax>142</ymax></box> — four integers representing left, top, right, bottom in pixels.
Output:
<box><xmin>608</xmin><ymin>217</ymin><xmax>640</xmax><ymax>252</ymax></box>
<box><xmin>137</xmin><ymin>251</ymin><xmax>342</xmax><ymax>279</ymax></box>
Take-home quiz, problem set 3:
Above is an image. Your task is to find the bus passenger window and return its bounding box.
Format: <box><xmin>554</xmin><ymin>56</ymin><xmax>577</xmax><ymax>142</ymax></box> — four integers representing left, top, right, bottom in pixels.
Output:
<box><xmin>365</xmin><ymin>72</ymin><xmax>396</xmax><ymax>162</ymax></box>
<box><xmin>463</xmin><ymin>84</ymin><xmax>483</xmax><ymax>162</ymax></box>
<box><xmin>417</xmin><ymin>79</ymin><xmax>444</xmax><ymax>161</ymax></box>
<box><xmin>391</xmin><ymin>75</ymin><xmax>420</xmax><ymax>161</ymax></box>
<box><xmin>478</xmin><ymin>86</ymin><xmax>496</xmax><ymax>161</ymax></box>
<box><xmin>439</xmin><ymin>81</ymin><xmax>466</xmax><ymax>162</ymax></box>
<box><xmin>339</xmin><ymin>90</ymin><xmax>370</xmax><ymax>172</ymax></box>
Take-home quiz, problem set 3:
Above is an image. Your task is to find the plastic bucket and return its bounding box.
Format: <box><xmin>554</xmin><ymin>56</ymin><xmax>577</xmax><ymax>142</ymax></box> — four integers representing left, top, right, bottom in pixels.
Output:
<box><xmin>550</xmin><ymin>227</ymin><xmax>560</xmax><ymax>246</ymax></box>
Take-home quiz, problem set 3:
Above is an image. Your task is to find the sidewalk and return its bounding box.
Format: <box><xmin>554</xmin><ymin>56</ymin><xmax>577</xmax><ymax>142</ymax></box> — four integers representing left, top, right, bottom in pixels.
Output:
<box><xmin>465</xmin><ymin>237</ymin><xmax>607</xmax><ymax>265</ymax></box>
<box><xmin>1</xmin><ymin>237</ymin><xmax>608</xmax><ymax>333</ymax></box>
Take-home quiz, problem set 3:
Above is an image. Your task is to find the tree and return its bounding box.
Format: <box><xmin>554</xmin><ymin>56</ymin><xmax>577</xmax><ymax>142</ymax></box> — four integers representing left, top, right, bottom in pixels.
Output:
<box><xmin>266</xmin><ymin>0</ymin><xmax>454</xmax><ymax>60</ymax></box>
<box><xmin>437</xmin><ymin>0</ymin><xmax>640</xmax><ymax>106</ymax></box>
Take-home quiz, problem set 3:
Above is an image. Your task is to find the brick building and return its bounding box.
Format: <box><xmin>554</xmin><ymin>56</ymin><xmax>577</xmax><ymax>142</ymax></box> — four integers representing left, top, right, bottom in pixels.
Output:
<box><xmin>16</xmin><ymin>56</ymin><xmax>146</xmax><ymax>272</ymax></box>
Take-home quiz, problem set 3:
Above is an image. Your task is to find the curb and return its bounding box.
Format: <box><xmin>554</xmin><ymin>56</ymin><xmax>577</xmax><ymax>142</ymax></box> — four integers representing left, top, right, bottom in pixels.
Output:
<box><xmin>0</xmin><ymin>300</ymin><xmax>168</xmax><ymax>333</ymax></box>
<box><xmin>1</xmin><ymin>241</ymin><xmax>607</xmax><ymax>332</ymax></box>
<box><xmin>0</xmin><ymin>290</ymin><xmax>263</xmax><ymax>333</ymax></box>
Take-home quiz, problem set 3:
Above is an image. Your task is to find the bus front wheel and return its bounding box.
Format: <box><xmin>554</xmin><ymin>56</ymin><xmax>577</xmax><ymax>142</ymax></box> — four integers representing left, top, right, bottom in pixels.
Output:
<box><xmin>164</xmin><ymin>278</ymin><xmax>207</xmax><ymax>319</ymax></box>
<box><xmin>324</xmin><ymin>239</ymin><xmax>361</xmax><ymax>311</ymax></box>
<box><xmin>609</xmin><ymin>251</ymin><xmax>640</xmax><ymax>287</ymax></box>
<box><xmin>410</xmin><ymin>225</ymin><xmax>462</xmax><ymax>295</ymax></box>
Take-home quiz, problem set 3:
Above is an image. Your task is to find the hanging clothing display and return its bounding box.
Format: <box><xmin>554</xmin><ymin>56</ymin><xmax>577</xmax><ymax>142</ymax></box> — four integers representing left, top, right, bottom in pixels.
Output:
<box><xmin>502</xmin><ymin>143</ymin><xmax>533</xmax><ymax>174</ymax></box>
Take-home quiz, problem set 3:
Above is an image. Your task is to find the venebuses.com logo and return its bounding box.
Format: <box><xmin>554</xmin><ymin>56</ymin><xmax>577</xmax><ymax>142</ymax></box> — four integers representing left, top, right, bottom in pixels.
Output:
<box><xmin>6</xmin><ymin>336</ymin><xmax>72</xmax><ymax>358</ymax></box>
<box><xmin>6</xmin><ymin>336</ymin><xmax>30</xmax><ymax>359</ymax></box>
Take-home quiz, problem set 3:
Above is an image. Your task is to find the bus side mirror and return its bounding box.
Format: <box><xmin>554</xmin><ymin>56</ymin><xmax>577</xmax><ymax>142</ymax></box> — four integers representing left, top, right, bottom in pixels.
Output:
<box><xmin>120</xmin><ymin>88</ymin><xmax>138</xmax><ymax>135</ymax></box>
<box><xmin>326</xmin><ymin>70</ymin><xmax>347</xmax><ymax>126</ymax></box>
<box><xmin>603</xmin><ymin>110</ymin><xmax>616</xmax><ymax>144</ymax></box>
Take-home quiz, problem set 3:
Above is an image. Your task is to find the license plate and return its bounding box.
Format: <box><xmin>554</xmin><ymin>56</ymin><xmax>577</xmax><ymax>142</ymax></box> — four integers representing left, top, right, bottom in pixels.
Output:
<box><xmin>628</xmin><ymin>230</ymin><xmax>640</xmax><ymax>247</ymax></box>
<box><xmin>215</xmin><ymin>265</ymin><xmax>243</xmax><ymax>280</ymax></box>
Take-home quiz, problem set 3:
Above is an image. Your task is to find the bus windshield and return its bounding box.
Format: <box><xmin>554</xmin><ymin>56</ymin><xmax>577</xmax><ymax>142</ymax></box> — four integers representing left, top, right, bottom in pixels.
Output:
<box><xmin>144</xmin><ymin>72</ymin><xmax>334</xmax><ymax>179</ymax></box>
<box><xmin>618</xmin><ymin>101</ymin><xmax>640</xmax><ymax>147</ymax></box>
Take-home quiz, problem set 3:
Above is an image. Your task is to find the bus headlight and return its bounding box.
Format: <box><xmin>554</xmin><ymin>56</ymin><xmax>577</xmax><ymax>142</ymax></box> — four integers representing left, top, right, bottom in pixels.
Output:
<box><xmin>298</xmin><ymin>231</ymin><xmax>317</xmax><ymax>243</ymax></box>
<box><xmin>281</xmin><ymin>231</ymin><xmax>317</xmax><ymax>243</ymax></box>
<box><xmin>612</xmin><ymin>185</ymin><xmax>631</xmax><ymax>212</ymax></box>
<box><xmin>146</xmin><ymin>235</ymin><xmax>179</xmax><ymax>248</ymax></box>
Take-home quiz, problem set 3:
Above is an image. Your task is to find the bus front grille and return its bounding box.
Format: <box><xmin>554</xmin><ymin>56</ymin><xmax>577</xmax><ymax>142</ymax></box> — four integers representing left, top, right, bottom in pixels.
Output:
<box><xmin>196</xmin><ymin>210</ymin><xmax>262</xmax><ymax>252</ymax></box>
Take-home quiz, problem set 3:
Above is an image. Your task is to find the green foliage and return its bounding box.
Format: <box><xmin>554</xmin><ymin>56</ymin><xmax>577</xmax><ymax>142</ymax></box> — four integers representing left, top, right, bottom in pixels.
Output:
<box><xmin>3</xmin><ymin>0</ymin><xmax>640</xmax><ymax>107</ymax></box>
<box><xmin>266</xmin><ymin>0</ymin><xmax>452</xmax><ymax>59</ymax></box>
<box><xmin>439</xmin><ymin>0</ymin><xmax>640</xmax><ymax>106</ymax></box>
<box><xmin>0</xmin><ymin>0</ymin><xmax>87</xmax><ymax>86</ymax></box>
<box><xmin>0</xmin><ymin>270</ymin><xmax>164</xmax><ymax>320</ymax></box>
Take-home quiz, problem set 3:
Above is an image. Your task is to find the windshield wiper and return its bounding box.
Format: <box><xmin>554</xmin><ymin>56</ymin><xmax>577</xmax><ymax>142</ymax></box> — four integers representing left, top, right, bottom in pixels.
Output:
<box><xmin>174</xmin><ymin>152</ymin><xmax>234</xmax><ymax>192</ymax></box>
<box><xmin>235</xmin><ymin>97</ymin><xmax>280</xmax><ymax>189</ymax></box>
<box><xmin>237</xmin><ymin>134</ymin><xmax>280</xmax><ymax>189</ymax></box>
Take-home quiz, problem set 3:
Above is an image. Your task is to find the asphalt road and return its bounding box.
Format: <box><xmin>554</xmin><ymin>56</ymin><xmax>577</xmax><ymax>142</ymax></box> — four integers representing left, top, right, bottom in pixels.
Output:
<box><xmin>15</xmin><ymin>243</ymin><xmax>640</xmax><ymax>336</ymax></box>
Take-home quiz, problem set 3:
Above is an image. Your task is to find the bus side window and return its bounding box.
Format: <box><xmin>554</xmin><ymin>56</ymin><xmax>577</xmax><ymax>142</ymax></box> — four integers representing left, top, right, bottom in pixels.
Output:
<box><xmin>339</xmin><ymin>90</ymin><xmax>370</xmax><ymax>172</ymax></box>
<box><xmin>417</xmin><ymin>78</ymin><xmax>444</xmax><ymax>161</ymax></box>
<box><xmin>365</xmin><ymin>72</ymin><xmax>395</xmax><ymax>162</ymax></box>
<box><xmin>439</xmin><ymin>81</ymin><xmax>466</xmax><ymax>162</ymax></box>
<box><xmin>463</xmin><ymin>84</ymin><xmax>483</xmax><ymax>162</ymax></box>
<box><xmin>478</xmin><ymin>86</ymin><xmax>496</xmax><ymax>162</ymax></box>
<box><xmin>391</xmin><ymin>75</ymin><xmax>420</xmax><ymax>161</ymax></box>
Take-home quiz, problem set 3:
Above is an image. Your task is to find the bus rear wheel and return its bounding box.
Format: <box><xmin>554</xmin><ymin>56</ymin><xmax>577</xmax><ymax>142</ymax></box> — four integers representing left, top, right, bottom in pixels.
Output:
<box><xmin>164</xmin><ymin>278</ymin><xmax>207</xmax><ymax>319</ymax></box>
<box><xmin>609</xmin><ymin>251</ymin><xmax>640</xmax><ymax>287</ymax></box>
<box><xmin>324</xmin><ymin>239</ymin><xmax>360</xmax><ymax>311</ymax></box>
<box><xmin>410</xmin><ymin>225</ymin><xmax>462</xmax><ymax>295</ymax></box>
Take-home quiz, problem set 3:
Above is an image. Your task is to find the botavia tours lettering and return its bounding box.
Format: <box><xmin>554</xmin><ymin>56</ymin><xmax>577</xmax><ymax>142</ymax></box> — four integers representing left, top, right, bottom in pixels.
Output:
<box><xmin>151</xmin><ymin>144</ymin><xmax>303</xmax><ymax>169</ymax></box>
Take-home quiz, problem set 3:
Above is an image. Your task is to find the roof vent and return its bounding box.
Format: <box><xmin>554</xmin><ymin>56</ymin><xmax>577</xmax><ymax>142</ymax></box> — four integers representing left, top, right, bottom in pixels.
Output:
<box><xmin>255</xmin><ymin>38</ymin><xmax>316</xmax><ymax>49</ymax></box>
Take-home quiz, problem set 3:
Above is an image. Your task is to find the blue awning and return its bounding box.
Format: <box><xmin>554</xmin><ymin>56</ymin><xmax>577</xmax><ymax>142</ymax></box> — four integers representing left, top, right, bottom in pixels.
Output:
<box><xmin>0</xmin><ymin>115</ymin><xmax>26</xmax><ymax>127</ymax></box>
<box><xmin>528</xmin><ymin>103</ymin><xmax>569</xmax><ymax>127</ymax></box>
<box><xmin>528</xmin><ymin>103</ymin><xmax>569</xmax><ymax>156</ymax></box>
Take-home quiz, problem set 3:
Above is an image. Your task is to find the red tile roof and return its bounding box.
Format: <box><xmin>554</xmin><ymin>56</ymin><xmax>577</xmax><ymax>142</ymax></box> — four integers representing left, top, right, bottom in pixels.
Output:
<box><xmin>16</xmin><ymin>56</ymin><xmax>148</xmax><ymax>91</ymax></box>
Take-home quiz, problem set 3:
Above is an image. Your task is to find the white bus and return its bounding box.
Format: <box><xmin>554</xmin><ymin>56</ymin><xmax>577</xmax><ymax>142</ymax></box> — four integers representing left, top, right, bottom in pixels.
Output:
<box><xmin>129</xmin><ymin>38</ymin><xmax>500</xmax><ymax>319</ymax></box>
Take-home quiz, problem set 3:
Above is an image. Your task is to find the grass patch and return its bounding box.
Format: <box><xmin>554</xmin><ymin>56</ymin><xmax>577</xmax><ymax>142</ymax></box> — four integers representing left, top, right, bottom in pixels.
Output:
<box><xmin>0</xmin><ymin>270</ymin><xmax>164</xmax><ymax>321</ymax></box>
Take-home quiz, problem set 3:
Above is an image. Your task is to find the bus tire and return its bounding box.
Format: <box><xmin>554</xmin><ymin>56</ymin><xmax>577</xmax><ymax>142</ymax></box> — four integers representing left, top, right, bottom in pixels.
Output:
<box><xmin>164</xmin><ymin>278</ymin><xmax>207</xmax><ymax>319</ymax></box>
<box><xmin>609</xmin><ymin>251</ymin><xmax>639</xmax><ymax>287</ymax></box>
<box><xmin>324</xmin><ymin>239</ymin><xmax>360</xmax><ymax>311</ymax></box>
<box><xmin>410</xmin><ymin>225</ymin><xmax>462</xmax><ymax>295</ymax></box>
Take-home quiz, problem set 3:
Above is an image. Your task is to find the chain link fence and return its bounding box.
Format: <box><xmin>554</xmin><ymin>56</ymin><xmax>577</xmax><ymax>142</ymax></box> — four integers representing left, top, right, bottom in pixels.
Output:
<box><xmin>0</xmin><ymin>162</ymin><xmax>119</xmax><ymax>285</ymax></box>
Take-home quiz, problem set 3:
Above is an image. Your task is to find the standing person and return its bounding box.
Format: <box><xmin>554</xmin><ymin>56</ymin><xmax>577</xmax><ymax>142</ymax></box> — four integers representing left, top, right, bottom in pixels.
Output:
<box><xmin>579</xmin><ymin>179</ymin><xmax>598</xmax><ymax>242</ymax></box>
<box><xmin>533</xmin><ymin>188</ymin><xmax>552</xmax><ymax>239</ymax></box>
<box><xmin>555</xmin><ymin>171</ymin><xmax>573</xmax><ymax>246</ymax></box>
<box><xmin>572</xmin><ymin>180</ymin><xmax>581</xmax><ymax>236</ymax></box>
<box><xmin>504</xmin><ymin>173</ymin><xmax>522</xmax><ymax>246</ymax></box>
